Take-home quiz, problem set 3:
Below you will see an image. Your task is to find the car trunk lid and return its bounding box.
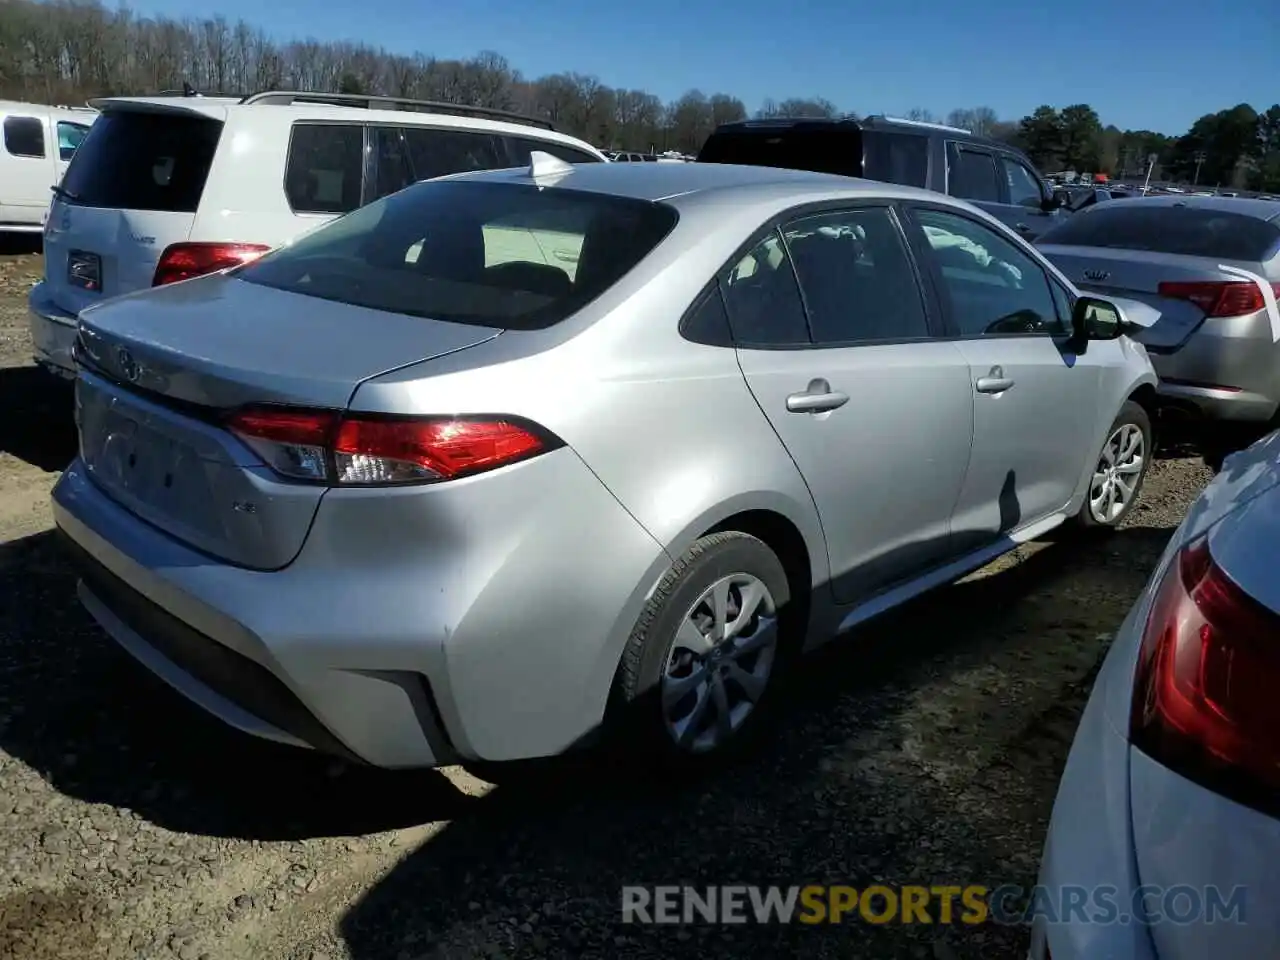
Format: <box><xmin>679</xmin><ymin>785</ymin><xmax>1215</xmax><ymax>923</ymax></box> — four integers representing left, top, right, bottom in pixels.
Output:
<box><xmin>74</xmin><ymin>274</ymin><xmax>501</xmax><ymax>569</ymax></box>
<box><xmin>1037</xmin><ymin>245</ymin><xmax>1240</xmax><ymax>352</ymax></box>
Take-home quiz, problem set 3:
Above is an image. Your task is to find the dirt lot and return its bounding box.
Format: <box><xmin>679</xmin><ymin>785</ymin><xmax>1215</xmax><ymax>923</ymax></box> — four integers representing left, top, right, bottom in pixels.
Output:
<box><xmin>0</xmin><ymin>241</ymin><xmax>1213</xmax><ymax>959</ymax></box>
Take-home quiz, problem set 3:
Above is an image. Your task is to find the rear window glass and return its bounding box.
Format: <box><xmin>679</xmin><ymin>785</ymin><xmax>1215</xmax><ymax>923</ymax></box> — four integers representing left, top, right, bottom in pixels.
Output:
<box><xmin>237</xmin><ymin>180</ymin><xmax>678</xmax><ymax>330</ymax></box>
<box><xmin>3</xmin><ymin>116</ymin><xmax>45</xmax><ymax>158</ymax></box>
<box><xmin>1037</xmin><ymin>204</ymin><xmax>1280</xmax><ymax>261</ymax></box>
<box><xmin>61</xmin><ymin>110</ymin><xmax>222</xmax><ymax>212</ymax></box>
<box><xmin>697</xmin><ymin>126</ymin><xmax>861</xmax><ymax>176</ymax></box>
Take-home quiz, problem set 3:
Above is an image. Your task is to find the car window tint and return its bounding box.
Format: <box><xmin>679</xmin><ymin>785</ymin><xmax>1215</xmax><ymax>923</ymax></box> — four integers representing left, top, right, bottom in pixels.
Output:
<box><xmin>399</xmin><ymin>126</ymin><xmax>507</xmax><ymax>180</ymax></box>
<box><xmin>915</xmin><ymin>208</ymin><xmax>1066</xmax><ymax>337</ymax></box>
<box><xmin>61</xmin><ymin>110</ymin><xmax>222</xmax><ymax>212</ymax></box>
<box><xmin>861</xmin><ymin>131</ymin><xmax>929</xmax><ymax>188</ymax></box>
<box><xmin>1037</xmin><ymin>203</ymin><xmax>1280</xmax><ymax>261</ymax></box>
<box><xmin>782</xmin><ymin>207</ymin><xmax>929</xmax><ymax>344</ymax></box>
<box><xmin>285</xmin><ymin>123</ymin><xmax>364</xmax><ymax>215</ymax></box>
<box><xmin>681</xmin><ymin>284</ymin><xmax>734</xmax><ymax>345</ymax></box>
<box><xmin>56</xmin><ymin>121</ymin><xmax>89</xmax><ymax>161</ymax></box>
<box><xmin>371</xmin><ymin>127</ymin><xmax>413</xmax><ymax>199</ymax></box>
<box><xmin>721</xmin><ymin>230</ymin><xmax>811</xmax><ymax>346</ymax></box>
<box><xmin>1001</xmin><ymin>157</ymin><xmax>1043</xmax><ymax>208</ymax></box>
<box><xmin>239</xmin><ymin>180</ymin><xmax>677</xmax><ymax>331</ymax></box>
<box><xmin>3</xmin><ymin>116</ymin><xmax>45</xmax><ymax>158</ymax></box>
<box><xmin>950</xmin><ymin>149</ymin><xmax>1001</xmax><ymax>203</ymax></box>
<box><xmin>504</xmin><ymin>136</ymin><xmax>602</xmax><ymax>165</ymax></box>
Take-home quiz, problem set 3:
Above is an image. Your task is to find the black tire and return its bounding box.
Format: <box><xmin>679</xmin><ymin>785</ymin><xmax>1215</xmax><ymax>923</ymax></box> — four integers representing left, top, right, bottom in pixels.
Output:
<box><xmin>1074</xmin><ymin>400</ymin><xmax>1152</xmax><ymax>531</ymax></box>
<box><xmin>610</xmin><ymin>531</ymin><xmax>796</xmax><ymax>773</ymax></box>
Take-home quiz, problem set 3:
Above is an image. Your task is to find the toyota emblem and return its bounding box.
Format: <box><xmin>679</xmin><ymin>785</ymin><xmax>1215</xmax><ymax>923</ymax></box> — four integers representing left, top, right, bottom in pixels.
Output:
<box><xmin>116</xmin><ymin>346</ymin><xmax>141</xmax><ymax>383</ymax></box>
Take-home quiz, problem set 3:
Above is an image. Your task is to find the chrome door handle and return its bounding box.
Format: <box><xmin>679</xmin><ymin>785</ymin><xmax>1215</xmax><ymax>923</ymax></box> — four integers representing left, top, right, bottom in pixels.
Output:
<box><xmin>1015</xmin><ymin>222</ymin><xmax>1031</xmax><ymax>233</ymax></box>
<box><xmin>786</xmin><ymin>378</ymin><xmax>849</xmax><ymax>414</ymax></box>
<box><xmin>975</xmin><ymin>366</ymin><xmax>1015</xmax><ymax>394</ymax></box>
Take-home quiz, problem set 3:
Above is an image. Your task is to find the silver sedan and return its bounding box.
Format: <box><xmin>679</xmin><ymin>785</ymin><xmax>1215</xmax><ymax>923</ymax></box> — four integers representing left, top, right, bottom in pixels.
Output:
<box><xmin>53</xmin><ymin>159</ymin><xmax>1158</xmax><ymax>774</ymax></box>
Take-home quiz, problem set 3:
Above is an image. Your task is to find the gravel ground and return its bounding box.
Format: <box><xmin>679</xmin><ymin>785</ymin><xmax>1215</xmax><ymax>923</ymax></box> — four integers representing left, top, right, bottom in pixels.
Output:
<box><xmin>0</xmin><ymin>240</ymin><xmax>1213</xmax><ymax>959</ymax></box>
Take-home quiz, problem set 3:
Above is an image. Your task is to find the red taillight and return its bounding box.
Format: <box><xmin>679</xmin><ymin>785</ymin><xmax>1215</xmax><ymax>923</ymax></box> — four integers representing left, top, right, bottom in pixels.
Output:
<box><xmin>225</xmin><ymin>406</ymin><xmax>555</xmax><ymax>485</ymax></box>
<box><xmin>152</xmin><ymin>242</ymin><xmax>271</xmax><ymax>286</ymax></box>
<box><xmin>1131</xmin><ymin>536</ymin><xmax>1280</xmax><ymax>813</ymax></box>
<box><xmin>1157</xmin><ymin>280</ymin><xmax>1279</xmax><ymax>319</ymax></box>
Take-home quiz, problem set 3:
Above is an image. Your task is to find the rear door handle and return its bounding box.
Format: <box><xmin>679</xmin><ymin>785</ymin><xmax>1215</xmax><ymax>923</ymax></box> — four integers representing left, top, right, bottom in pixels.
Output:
<box><xmin>786</xmin><ymin>378</ymin><xmax>849</xmax><ymax>414</ymax></box>
<box><xmin>975</xmin><ymin>365</ymin><xmax>1015</xmax><ymax>394</ymax></box>
<box><xmin>1015</xmin><ymin>222</ymin><xmax>1031</xmax><ymax>234</ymax></box>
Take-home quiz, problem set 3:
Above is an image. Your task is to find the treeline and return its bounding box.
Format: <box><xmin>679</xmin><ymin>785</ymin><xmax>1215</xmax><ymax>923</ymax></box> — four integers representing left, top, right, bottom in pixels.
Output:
<box><xmin>0</xmin><ymin>0</ymin><xmax>1277</xmax><ymax>188</ymax></box>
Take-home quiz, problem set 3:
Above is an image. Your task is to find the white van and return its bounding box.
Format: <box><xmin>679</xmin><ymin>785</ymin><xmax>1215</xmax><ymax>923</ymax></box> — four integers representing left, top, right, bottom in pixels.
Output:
<box><xmin>29</xmin><ymin>90</ymin><xmax>606</xmax><ymax>379</ymax></box>
<box><xmin>0</xmin><ymin>100</ymin><xmax>96</xmax><ymax>233</ymax></box>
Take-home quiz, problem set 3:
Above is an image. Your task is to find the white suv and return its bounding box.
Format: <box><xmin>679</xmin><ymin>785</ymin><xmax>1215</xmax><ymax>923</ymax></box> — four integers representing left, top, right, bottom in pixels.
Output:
<box><xmin>29</xmin><ymin>89</ymin><xmax>606</xmax><ymax>379</ymax></box>
<box><xmin>0</xmin><ymin>100</ymin><xmax>95</xmax><ymax>234</ymax></box>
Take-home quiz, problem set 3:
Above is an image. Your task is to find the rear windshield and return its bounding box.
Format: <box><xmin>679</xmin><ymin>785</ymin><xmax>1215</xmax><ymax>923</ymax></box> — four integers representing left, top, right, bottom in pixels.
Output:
<box><xmin>1037</xmin><ymin>203</ymin><xmax>1280</xmax><ymax>261</ymax></box>
<box><xmin>696</xmin><ymin>126</ymin><xmax>928</xmax><ymax>187</ymax></box>
<box><xmin>237</xmin><ymin>180</ymin><xmax>679</xmax><ymax>330</ymax></box>
<box><xmin>61</xmin><ymin>110</ymin><xmax>223</xmax><ymax>213</ymax></box>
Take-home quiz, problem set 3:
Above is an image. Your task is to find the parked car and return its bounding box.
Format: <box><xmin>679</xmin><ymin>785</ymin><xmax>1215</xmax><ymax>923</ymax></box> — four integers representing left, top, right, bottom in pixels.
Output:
<box><xmin>29</xmin><ymin>89</ymin><xmax>606</xmax><ymax>381</ymax></box>
<box><xmin>1036</xmin><ymin>195</ymin><xmax>1280</xmax><ymax>470</ymax></box>
<box><xmin>697</xmin><ymin>115</ymin><xmax>1067</xmax><ymax>241</ymax></box>
<box><xmin>1031</xmin><ymin>429</ymin><xmax>1280</xmax><ymax>960</ymax></box>
<box><xmin>0</xmin><ymin>100</ymin><xmax>95</xmax><ymax>234</ymax></box>
<box><xmin>52</xmin><ymin>160</ymin><xmax>1156</xmax><ymax>775</ymax></box>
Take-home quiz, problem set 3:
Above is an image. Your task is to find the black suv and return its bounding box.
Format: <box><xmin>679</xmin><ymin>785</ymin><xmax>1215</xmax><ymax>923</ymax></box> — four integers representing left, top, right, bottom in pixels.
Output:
<box><xmin>697</xmin><ymin>115</ymin><xmax>1066</xmax><ymax>241</ymax></box>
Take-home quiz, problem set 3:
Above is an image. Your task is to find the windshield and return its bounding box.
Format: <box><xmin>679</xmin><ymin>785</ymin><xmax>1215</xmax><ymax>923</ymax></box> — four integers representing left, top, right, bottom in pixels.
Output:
<box><xmin>1038</xmin><ymin>203</ymin><xmax>1280</xmax><ymax>261</ymax></box>
<box><xmin>238</xmin><ymin>180</ymin><xmax>679</xmax><ymax>330</ymax></box>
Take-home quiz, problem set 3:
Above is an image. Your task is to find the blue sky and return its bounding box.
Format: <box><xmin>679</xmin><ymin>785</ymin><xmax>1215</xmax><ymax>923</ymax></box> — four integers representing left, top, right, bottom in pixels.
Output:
<box><xmin>122</xmin><ymin>0</ymin><xmax>1278</xmax><ymax>135</ymax></box>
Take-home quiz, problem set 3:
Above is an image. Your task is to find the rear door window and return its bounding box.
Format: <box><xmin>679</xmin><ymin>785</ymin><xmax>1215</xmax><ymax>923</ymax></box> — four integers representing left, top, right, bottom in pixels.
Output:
<box><xmin>720</xmin><ymin>230</ymin><xmax>811</xmax><ymax>346</ymax></box>
<box><xmin>285</xmin><ymin>123</ymin><xmax>365</xmax><ymax>215</ymax></box>
<box><xmin>60</xmin><ymin>110</ymin><xmax>223</xmax><ymax>212</ymax></box>
<box><xmin>783</xmin><ymin>207</ymin><xmax>930</xmax><ymax>344</ymax></box>
<box><xmin>3</xmin><ymin>115</ymin><xmax>46</xmax><ymax>158</ymax></box>
<box><xmin>237</xmin><ymin>180</ymin><xmax>678</xmax><ymax>330</ymax></box>
<box><xmin>504</xmin><ymin>136</ymin><xmax>602</xmax><ymax>165</ymax></box>
<box><xmin>1036</xmin><ymin>204</ymin><xmax>1280</xmax><ymax>261</ymax></box>
<box><xmin>949</xmin><ymin>147</ymin><xmax>1002</xmax><ymax>203</ymax></box>
<box><xmin>861</xmin><ymin>131</ymin><xmax>929</xmax><ymax>188</ymax></box>
<box><xmin>401</xmin><ymin>126</ymin><xmax>505</xmax><ymax>181</ymax></box>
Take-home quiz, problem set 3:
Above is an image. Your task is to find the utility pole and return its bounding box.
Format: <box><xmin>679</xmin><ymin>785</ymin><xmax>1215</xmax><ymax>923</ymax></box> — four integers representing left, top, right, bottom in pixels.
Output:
<box><xmin>1193</xmin><ymin>151</ymin><xmax>1207</xmax><ymax>186</ymax></box>
<box><xmin>1142</xmin><ymin>154</ymin><xmax>1158</xmax><ymax>195</ymax></box>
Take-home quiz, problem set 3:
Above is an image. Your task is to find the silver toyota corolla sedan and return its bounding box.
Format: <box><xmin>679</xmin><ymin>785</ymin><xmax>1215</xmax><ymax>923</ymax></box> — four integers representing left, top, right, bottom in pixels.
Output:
<box><xmin>52</xmin><ymin>158</ymin><xmax>1158</xmax><ymax>774</ymax></box>
<box><xmin>1036</xmin><ymin>195</ymin><xmax>1280</xmax><ymax>469</ymax></box>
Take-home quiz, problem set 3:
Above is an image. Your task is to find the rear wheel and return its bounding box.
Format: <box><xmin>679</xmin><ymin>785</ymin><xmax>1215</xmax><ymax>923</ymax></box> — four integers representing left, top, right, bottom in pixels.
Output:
<box><xmin>1074</xmin><ymin>400</ymin><xmax>1151</xmax><ymax>530</ymax></box>
<box><xmin>612</xmin><ymin>531</ymin><xmax>795</xmax><ymax>772</ymax></box>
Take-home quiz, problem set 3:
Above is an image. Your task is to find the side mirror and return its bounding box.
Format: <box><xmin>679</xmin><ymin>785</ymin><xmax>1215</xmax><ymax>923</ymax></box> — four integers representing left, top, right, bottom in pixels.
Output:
<box><xmin>1047</xmin><ymin>187</ymin><xmax>1071</xmax><ymax>211</ymax></box>
<box><xmin>1071</xmin><ymin>296</ymin><xmax>1126</xmax><ymax>341</ymax></box>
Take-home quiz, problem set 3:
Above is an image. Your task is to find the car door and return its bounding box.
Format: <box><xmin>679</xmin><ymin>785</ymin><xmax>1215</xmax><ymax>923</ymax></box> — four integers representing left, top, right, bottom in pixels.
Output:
<box><xmin>945</xmin><ymin>141</ymin><xmax>1008</xmax><ymax>227</ymax></box>
<box><xmin>725</xmin><ymin>204</ymin><xmax>975</xmax><ymax>604</ymax></box>
<box><xmin>1</xmin><ymin>112</ymin><xmax>51</xmax><ymax>228</ymax></box>
<box><xmin>903</xmin><ymin>204</ymin><xmax>1103</xmax><ymax>553</ymax></box>
<box><xmin>997</xmin><ymin>152</ymin><xmax>1057</xmax><ymax>241</ymax></box>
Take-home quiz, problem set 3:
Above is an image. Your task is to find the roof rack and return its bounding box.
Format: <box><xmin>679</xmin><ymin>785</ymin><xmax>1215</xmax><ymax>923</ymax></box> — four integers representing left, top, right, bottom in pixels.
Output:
<box><xmin>866</xmin><ymin>114</ymin><xmax>973</xmax><ymax>135</ymax></box>
<box><xmin>238</xmin><ymin>90</ymin><xmax>555</xmax><ymax>130</ymax></box>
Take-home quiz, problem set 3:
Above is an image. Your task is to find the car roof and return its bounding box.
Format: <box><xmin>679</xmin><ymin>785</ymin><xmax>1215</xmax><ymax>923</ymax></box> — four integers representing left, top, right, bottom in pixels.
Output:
<box><xmin>446</xmin><ymin>159</ymin><xmax>950</xmax><ymax>207</ymax></box>
<box><xmin>1125</xmin><ymin>194</ymin><xmax>1280</xmax><ymax>221</ymax></box>
<box><xmin>87</xmin><ymin>96</ymin><xmax>603</xmax><ymax>153</ymax></box>
<box><xmin>707</xmin><ymin>114</ymin><xmax>1025</xmax><ymax>157</ymax></box>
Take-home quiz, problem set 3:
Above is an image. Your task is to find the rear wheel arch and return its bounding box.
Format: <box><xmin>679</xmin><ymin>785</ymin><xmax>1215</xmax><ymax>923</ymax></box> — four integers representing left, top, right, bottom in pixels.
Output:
<box><xmin>703</xmin><ymin>509</ymin><xmax>813</xmax><ymax>615</ymax></box>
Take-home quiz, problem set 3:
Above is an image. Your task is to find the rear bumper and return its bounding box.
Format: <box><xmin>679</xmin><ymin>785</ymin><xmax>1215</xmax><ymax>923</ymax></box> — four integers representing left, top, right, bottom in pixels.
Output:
<box><xmin>28</xmin><ymin>281</ymin><xmax>78</xmax><ymax>379</ymax></box>
<box><xmin>1151</xmin><ymin>319</ymin><xmax>1280</xmax><ymax>423</ymax></box>
<box><xmin>52</xmin><ymin>449</ymin><xmax>670</xmax><ymax>768</ymax></box>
